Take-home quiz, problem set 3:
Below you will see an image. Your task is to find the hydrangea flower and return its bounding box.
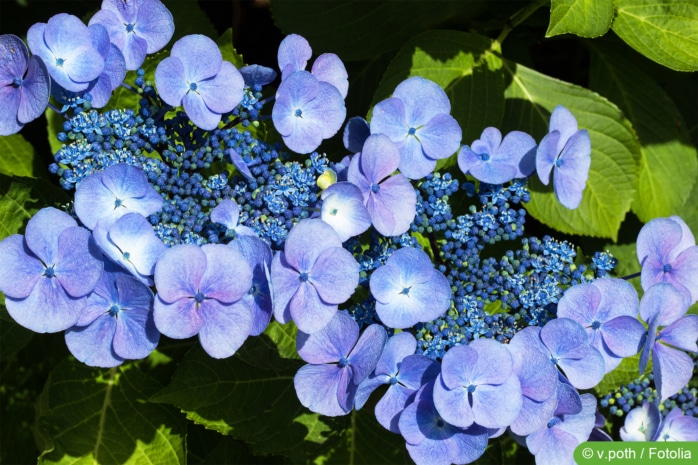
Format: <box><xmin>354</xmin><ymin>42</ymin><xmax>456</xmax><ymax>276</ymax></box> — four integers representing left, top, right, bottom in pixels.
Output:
<box><xmin>354</xmin><ymin>332</ymin><xmax>440</xmax><ymax>433</ymax></box>
<box><xmin>228</xmin><ymin>235</ymin><xmax>273</xmax><ymax>336</ymax></box>
<box><xmin>277</xmin><ymin>33</ymin><xmax>348</xmax><ymax>98</ymax></box>
<box><xmin>294</xmin><ymin>311</ymin><xmax>387</xmax><ymax>416</ymax></box>
<box><xmin>526</xmin><ymin>393</ymin><xmax>597</xmax><ymax>465</ymax></box>
<box><xmin>342</xmin><ymin>116</ymin><xmax>370</xmax><ymax>153</ymax></box>
<box><xmin>27</xmin><ymin>13</ymin><xmax>106</xmax><ymax>92</ymax></box>
<box><xmin>239</xmin><ymin>64</ymin><xmax>277</xmax><ymax>88</ymax></box>
<box><xmin>80</xmin><ymin>28</ymin><xmax>126</xmax><ymax>108</ymax></box>
<box><xmin>369</xmin><ymin>247</ymin><xmax>451</xmax><ymax>329</ymax></box>
<box><xmin>653</xmin><ymin>407</ymin><xmax>698</xmax><ymax>441</ymax></box>
<box><xmin>153</xmin><ymin>243</ymin><xmax>254</xmax><ymax>358</ymax></box>
<box><xmin>457</xmin><ymin>127</ymin><xmax>536</xmax><ymax>184</ymax></box>
<box><xmin>506</xmin><ymin>326</ymin><xmax>559</xmax><ymax>436</ymax></box>
<box><xmin>155</xmin><ymin>34</ymin><xmax>244</xmax><ymax>130</ymax></box>
<box><xmin>271</xmin><ymin>219</ymin><xmax>359</xmax><ymax>333</ymax></box>
<box><xmin>636</xmin><ymin>215</ymin><xmax>698</xmax><ymax>305</ymax></box>
<box><xmin>272</xmin><ymin>70</ymin><xmax>346</xmax><ymax>154</ymax></box>
<box><xmin>638</xmin><ymin>282</ymin><xmax>698</xmax><ymax>400</ymax></box>
<box><xmin>74</xmin><ymin>163</ymin><xmax>164</xmax><ymax>230</ymax></box>
<box><xmin>65</xmin><ymin>265</ymin><xmax>159</xmax><ymax>367</ymax></box>
<box><xmin>536</xmin><ymin>105</ymin><xmax>591</xmax><ymax>209</ymax></box>
<box><xmin>346</xmin><ymin>133</ymin><xmax>416</xmax><ymax>237</ymax></box>
<box><xmin>92</xmin><ymin>212</ymin><xmax>166</xmax><ymax>286</ymax></box>
<box><xmin>433</xmin><ymin>338</ymin><xmax>522</xmax><ymax>429</ymax></box>
<box><xmin>0</xmin><ymin>207</ymin><xmax>103</xmax><ymax>333</ymax></box>
<box><xmin>537</xmin><ymin>317</ymin><xmax>605</xmax><ymax>389</ymax></box>
<box><xmin>0</xmin><ymin>34</ymin><xmax>50</xmax><ymax>135</ymax></box>
<box><xmin>556</xmin><ymin>278</ymin><xmax>645</xmax><ymax>373</ymax></box>
<box><xmin>89</xmin><ymin>0</ymin><xmax>174</xmax><ymax>70</ymax></box>
<box><xmin>398</xmin><ymin>381</ymin><xmax>490</xmax><ymax>465</ymax></box>
<box><xmin>320</xmin><ymin>182</ymin><xmax>371</xmax><ymax>242</ymax></box>
<box><xmin>370</xmin><ymin>76</ymin><xmax>462</xmax><ymax>179</ymax></box>
<box><xmin>620</xmin><ymin>402</ymin><xmax>661</xmax><ymax>441</ymax></box>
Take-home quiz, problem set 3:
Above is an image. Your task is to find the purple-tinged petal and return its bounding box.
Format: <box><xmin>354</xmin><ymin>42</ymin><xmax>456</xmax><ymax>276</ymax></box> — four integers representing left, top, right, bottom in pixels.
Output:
<box><xmin>65</xmin><ymin>314</ymin><xmax>122</xmax><ymax>367</ymax></box>
<box><xmin>310</xmin><ymin>247</ymin><xmax>359</xmax><ymax>304</ymax></box>
<box><xmin>210</xmin><ymin>199</ymin><xmax>240</xmax><ymax>230</ymax></box>
<box><xmin>24</xmin><ymin>207</ymin><xmax>77</xmax><ymax>264</ymax></box>
<box><xmin>54</xmin><ymin>226</ymin><xmax>103</xmax><ymax>297</ymax></box>
<box><xmin>639</xmin><ymin>313</ymin><xmax>659</xmax><ymax>375</ymax></box>
<box><xmin>347</xmin><ymin>324</ymin><xmax>387</xmax><ymax>383</ymax></box>
<box><xmin>536</xmin><ymin>130</ymin><xmax>560</xmax><ymax>185</ymax></box>
<box><xmin>470</xmin><ymin>375</ymin><xmax>522</xmax><ymax>429</ymax></box>
<box><xmin>370</xmin><ymin>97</ymin><xmax>408</xmax><ymax>141</ymax></box>
<box><xmin>133</xmin><ymin>0</ymin><xmax>174</xmax><ymax>53</ymax></box>
<box><xmin>335</xmin><ymin>364</ymin><xmax>357</xmax><ymax>412</ymax></box>
<box><xmin>171</xmin><ymin>34</ymin><xmax>221</xmax><ymax>83</ymax></box>
<box><xmin>0</xmin><ymin>34</ymin><xmax>28</xmax><ymax>83</ymax></box>
<box><xmin>289</xmin><ymin>281</ymin><xmax>337</xmax><ymax>334</ymax></box>
<box><xmin>296</xmin><ymin>311</ymin><xmax>358</xmax><ymax>364</ymax></box>
<box><xmin>640</xmin><ymin>282</ymin><xmax>688</xmax><ymax>327</ymax></box>
<box><xmin>228</xmin><ymin>236</ymin><xmax>272</xmax><ymax>336</ymax></box>
<box><xmin>153</xmin><ymin>243</ymin><xmax>205</xmax><ymax>302</ymax></box>
<box><xmin>278</xmin><ymin>34</ymin><xmax>312</xmax><ymax>79</ymax></box>
<box><xmin>229</xmin><ymin>148</ymin><xmax>255</xmax><ymax>182</ymax></box>
<box><xmin>374</xmin><ymin>383</ymin><xmax>415</xmax><ymax>433</ymax></box>
<box><xmin>415</xmin><ymin>113</ymin><xmax>461</xmax><ymax>160</ymax></box>
<box><xmin>508</xmin><ymin>326</ymin><xmax>558</xmax><ymax>402</ymax></box>
<box><xmin>270</xmin><ymin>252</ymin><xmax>301</xmax><ymax>325</ymax></box>
<box><xmin>660</xmin><ymin>314</ymin><xmax>698</xmax><ymax>353</ymax></box>
<box><xmin>637</xmin><ymin>217</ymin><xmax>683</xmax><ymax>270</ymax></box>
<box><xmin>459</xmin><ymin>145</ymin><xmax>518</xmax><ymax>184</ymax></box>
<box><xmin>153</xmin><ymin>295</ymin><xmax>202</xmax><ymax>339</ymax></box>
<box><xmin>155</xmin><ymin>55</ymin><xmax>187</xmax><ymax>106</ymax></box>
<box><xmin>0</xmin><ymin>86</ymin><xmax>22</xmax><ymax>135</ymax></box>
<box><xmin>311</xmin><ymin>53</ymin><xmax>348</xmax><ymax>99</ymax></box>
<box><xmin>510</xmin><ymin>394</ymin><xmax>558</xmax><ymax>436</ymax></box>
<box><xmin>112</xmin><ymin>307</ymin><xmax>158</xmax><ymax>360</ymax></box>
<box><xmin>548</xmin><ymin>105</ymin><xmax>579</xmax><ymax>151</ymax></box>
<box><xmin>396</xmin><ymin>137</ymin><xmax>437</xmax><ymax>180</ymax></box>
<box><xmin>199</xmin><ymin>244</ymin><xmax>252</xmax><ymax>303</ymax></box>
<box><xmin>527</xmin><ymin>427</ymin><xmax>579</xmax><ymax>465</ymax></box>
<box><xmin>0</xmin><ymin>235</ymin><xmax>44</xmax><ymax>298</ymax></box>
<box><xmin>86</xmin><ymin>43</ymin><xmax>126</xmax><ymax>108</ymax></box>
<box><xmin>392</xmin><ymin>77</ymin><xmax>451</xmax><ymax>125</ymax></box>
<box><xmin>593</xmin><ymin>277</ymin><xmax>640</xmax><ymax>320</ymax></box>
<box><xmin>294</xmin><ymin>364</ymin><xmax>349</xmax><ymax>417</ymax></box>
<box><xmin>599</xmin><ymin>316</ymin><xmax>645</xmax><ymax>358</ymax></box>
<box><xmin>369</xmin><ymin>174</ymin><xmax>416</xmax><ymax>237</ymax></box>
<box><xmin>198</xmin><ymin>61</ymin><xmax>244</xmax><ymax>114</ymax></box>
<box><xmin>183</xmin><ymin>91</ymin><xmax>221</xmax><ymax>130</ymax></box>
<box><xmin>553</xmin><ymin>129</ymin><xmax>591</xmax><ymax>209</ymax></box>
<box><xmin>556</xmin><ymin>282</ymin><xmax>602</xmax><ymax>327</ymax></box>
<box><xmin>500</xmin><ymin>130</ymin><xmax>537</xmax><ymax>177</ymax></box>
<box><xmin>653</xmin><ymin>342</ymin><xmax>694</xmax><ymax>401</ymax></box>
<box><xmin>6</xmin><ymin>278</ymin><xmax>85</xmax><ymax>333</ymax></box>
<box><xmin>556</xmin><ymin>344</ymin><xmax>605</xmax><ymax>390</ymax></box>
<box><xmin>343</xmin><ymin>116</ymin><xmax>370</xmax><ymax>153</ymax></box>
<box><xmin>18</xmin><ymin>55</ymin><xmax>50</xmax><ymax>123</ymax></box>
<box><xmin>199</xmin><ymin>300</ymin><xmax>253</xmax><ymax>358</ymax></box>
<box><xmin>667</xmin><ymin>245</ymin><xmax>698</xmax><ymax>304</ymax></box>
<box><xmin>555</xmin><ymin>378</ymin><xmax>583</xmax><ymax>415</ymax></box>
<box><xmin>653</xmin><ymin>408</ymin><xmax>698</xmax><ymax>441</ymax></box>
<box><xmin>283</xmin><ymin>218</ymin><xmax>342</xmax><ymax>272</ymax></box>
<box><xmin>374</xmin><ymin>332</ymin><xmax>418</xmax><ymax>376</ymax></box>
<box><xmin>621</xmin><ymin>402</ymin><xmax>661</xmax><ymax>441</ymax></box>
<box><xmin>239</xmin><ymin>64</ymin><xmax>276</xmax><ymax>87</ymax></box>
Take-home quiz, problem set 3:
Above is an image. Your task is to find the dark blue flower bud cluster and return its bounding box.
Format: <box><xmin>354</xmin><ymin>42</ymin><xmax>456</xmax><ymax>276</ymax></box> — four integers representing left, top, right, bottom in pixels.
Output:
<box><xmin>600</xmin><ymin>371</ymin><xmax>697</xmax><ymax>418</ymax></box>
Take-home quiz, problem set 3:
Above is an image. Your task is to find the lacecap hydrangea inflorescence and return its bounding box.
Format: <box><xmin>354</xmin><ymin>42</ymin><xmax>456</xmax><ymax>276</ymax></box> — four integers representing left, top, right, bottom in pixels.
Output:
<box><xmin>1</xmin><ymin>1</ymin><xmax>696</xmax><ymax>464</ymax></box>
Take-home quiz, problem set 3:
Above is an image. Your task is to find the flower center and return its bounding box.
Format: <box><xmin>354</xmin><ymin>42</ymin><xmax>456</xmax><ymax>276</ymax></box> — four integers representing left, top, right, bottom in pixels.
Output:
<box><xmin>370</xmin><ymin>183</ymin><xmax>380</xmax><ymax>193</ymax></box>
<box><xmin>479</xmin><ymin>152</ymin><xmax>490</xmax><ymax>162</ymax></box>
<box><xmin>399</xmin><ymin>287</ymin><xmax>410</xmax><ymax>295</ymax></box>
<box><xmin>189</xmin><ymin>82</ymin><xmax>198</xmax><ymax>92</ymax></box>
<box><xmin>338</xmin><ymin>357</ymin><xmax>349</xmax><ymax>368</ymax></box>
<box><xmin>122</xmin><ymin>251</ymin><xmax>131</xmax><ymax>261</ymax></box>
<box><xmin>591</xmin><ymin>320</ymin><xmax>601</xmax><ymax>330</ymax></box>
<box><xmin>55</xmin><ymin>57</ymin><xmax>65</xmax><ymax>67</ymax></box>
<box><xmin>108</xmin><ymin>305</ymin><xmax>120</xmax><ymax>317</ymax></box>
<box><xmin>114</xmin><ymin>198</ymin><xmax>124</xmax><ymax>208</ymax></box>
<box><xmin>388</xmin><ymin>376</ymin><xmax>398</xmax><ymax>385</ymax></box>
<box><xmin>44</xmin><ymin>266</ymin><xmax>56</xmax><ymax>278</ymax></box>
<box><xmin>555</xmin><ymin>158</ymin><xmax>564</xmax><ymax>167</ymax></box>
<box><xmin>435</xmin><ymin>418</ymin><xmax>445</xmax><ymax>428</ymax></box>
<box><xmin>408</xmin><ymin>127</ymin><xmax>416</xmax><ymax>136</ymax></box>
<box><xmin>11</xmin><ymin>77</ymin><xmax>23</xmax><ymax>88</ymax></box>
<box><xmin>547</xmin><ymin>417</ymin><xmax>561</xmax><ymax>428</ymax></box>
<box><xmin>295</xmin><ymin>109</ymin><xmax>303</xmax><ymax>117</ymax></box>
<box><xmin>550</xmin><ymin>356</ymin><xmax>559</xmax><ymax>365</ymax></box>
<box><xmin>467</xmin><ymin>384</ymin><xmax>477</xmax><ymax>393</ymax></box>
<box><xmin>125</xmin><ymin>23</ymin><xmax>135</xmax><ymax>33</ymax></box>
<box><xmin>194</xmin><ymin>291</ymin><xmax>205</xmax><ymax>303</ymax></box>
<box><xmin>330</xmin><ymin>208</ymin><xmax>338</xmax><ymax>216</ymax></box>
<box><xmin>299</xmin><ymin>272</ymin><xmax>309</xmax><ymax>282</ymax></box>
<box><xmin>663</xmin><ymin>264</ymin><xmax>672</xmax><ymax>273</ymax></box>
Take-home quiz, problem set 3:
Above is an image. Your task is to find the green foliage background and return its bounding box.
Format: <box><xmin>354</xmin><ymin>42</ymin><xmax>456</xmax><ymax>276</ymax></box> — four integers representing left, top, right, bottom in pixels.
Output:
<box><xmin>0</xmin><ymin>0</ymin><xmax>696</xmax><ymax>464</ymax></box>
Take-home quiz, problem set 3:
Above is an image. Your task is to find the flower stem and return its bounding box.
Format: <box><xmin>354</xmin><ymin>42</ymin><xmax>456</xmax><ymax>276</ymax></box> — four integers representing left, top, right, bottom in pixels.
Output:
<box><xmin>495</xmin><ymin>0</ymin><xmax>549</xmax><ymax>45</ymax></box>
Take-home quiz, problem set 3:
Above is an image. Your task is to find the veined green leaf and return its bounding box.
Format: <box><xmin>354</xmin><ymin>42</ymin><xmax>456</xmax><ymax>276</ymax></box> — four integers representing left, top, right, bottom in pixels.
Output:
<box><xmin>594</xmin><ymin>353</ymin><xmax>647</xmax><ymax>396</ymax></box>
<box><xmin>501</xmin><ymin>61</ymin><xmax>640</xmax><ymax>240</ymax></box>
<box><xmin>589</xmin><ymin>43</ymin><xmax>698</xmax><ymax>222</ymax></box>
<box><xmin>37</xmin><ymin>359</ymin><xmax>186</xmax><ymax>465</ymax></box>
<box><xmin>0</xmin><ymin>133</ymin><xmax>38</xmax><ymax>178</ymax></box>
<box><xmin>612</xmin><ymin>0</ymin><xmax>698</xmax><ymax>71</ymax></box>
<box><xmin>547</xmin><ymin>0</ymin><xmax>614</xmax><ymax>38</ymax></box>
<box><xmin>371</xmin><ymin>29</ymin><xmax>506</xmax><ymax>170</ymax></box>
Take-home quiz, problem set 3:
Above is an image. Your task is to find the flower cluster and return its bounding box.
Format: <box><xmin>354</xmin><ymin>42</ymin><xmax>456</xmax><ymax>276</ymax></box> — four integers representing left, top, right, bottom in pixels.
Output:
<box><xmin>1</xmin><ymin>3</ymin><xmax>696</xmax><ymax>465</ymax></box>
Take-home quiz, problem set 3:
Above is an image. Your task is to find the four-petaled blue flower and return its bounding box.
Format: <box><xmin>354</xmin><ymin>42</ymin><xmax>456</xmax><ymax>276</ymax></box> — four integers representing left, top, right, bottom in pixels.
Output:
<box><xmin>271</xmin><ymin>219</ymin><xmax>359</xmax><ymax>333</ymax></box>
<box><xmin>65</xmin><ymin>265</ymin><xmax>159</xmax><ymax>367</ymax></box>
<box><xmin>370</xmin><ymin>247</ymin><xmax>451</xmax><ymax>329</ymax></box>
<box><xmin>636</xmin><ymin>215</ymin><xmax>698</xmax><ymax>305</ymax></box>
<box><xmin>294</xmin><ymin>311</ymin><xmax>387</xmax><ymax>416</ymax></box>
<box><xmin>458</xmin><ymin>127</ymin><xmax>536</xmax><ymax>184</ymax></box>
<box><xmin>320</xmin><ymin>182</ymin><xmax>372</xmax><ymax>242</ymax></box>
<box><xmin>89</xmin><ymin>0</ymin><xmax>174</xmax><ymax>70</ymax></box>
<box><xmin>155</xmin><ymin>34</ymin><xmax>245</xmax><ymax>130</ymax></box>
<box><xmin>0</xmin><ymin>34</ymin><xmax>50</xmax><ymax>135</ymax></box>
<box><xmin>370</xmin><ymin>76</ymin><xmax>462</xmax><ymax>180</ymax></box>
<box><xmin>27</xmin><ymin>13</ymin><xmax>106</xmax><ymax>92</ymax></box>
<box><xmin>153</xmin><ymin>243</ymin><xmax>254</xmax><ymax>359</ymax></box>
<box><xmin>0</xmin><ymin>207</ymin><xmax>103</xmax><ymax>333</ymax></box>
<box><xmin>536</xmin><ymin>105</ymin><xmax>591</xmax><ymax>209</ymax></box>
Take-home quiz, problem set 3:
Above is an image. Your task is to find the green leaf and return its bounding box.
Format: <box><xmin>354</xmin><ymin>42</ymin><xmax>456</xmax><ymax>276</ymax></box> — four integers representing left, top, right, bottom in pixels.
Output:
<box><xmin>150</xmin><ymin>345</ymin><xmax>340</xmax><ymax>460</ymax></box>
<box><xmin>217</xmin><ymin>29</ymin><xmax>245</xmax><ymax>68</ymax></box>
<box><xmin>371</xmin><ymin>30</ymin><xmax>506</xmax><ymax>160</ymax></box>
<box><xmin>236</xmin><ymin>321</ymin><xmax>301</xmax><ymax>369</ymax></box>
<box><xmin>37</xmin><ymin>359</ymin><xmax>186</xmax><ymax>465</ymax></box>
<box><xmin>0</xmin><ymin>174</ymin><xmax>69</xmax><ymax>241</ymax></box>
<box><xmin>270</xmin><ymin>0</ymin><xmax>487</xmax><ymax>61</ymax></box>
<box><xmin>500</xmin><ymin>61</ymin><xmax>640</xmax><ymax>240</ymax></box>
<box><xmin>681</xmin><ymin>168</ymin><xmax>698</xmax><ymax>235</ymax></box>
<box><xmin>164</xmin><ymin>0</ymin><xmax>217</xmax><ymax>43</ymax></box>
<box><xmin>0</xmin><ymin>133</ymin><xmax>38</xmax><ymax>178</ymax></box>
<box><xmin>0</xmin><ymin>303</ymin><xmax>33</xmax><ymax>360</ymax></box>
<box><xmin>589</xmin><ymin>43</ymin><xmax>698</xmax><ymax>223</ymax></box>
<box><xmin>546</xmin><ymin>0</ymin><xmax>614</xmax><ymax>38</ymax></box>
<box><xmin>612</xmin><ymin>0</ymin><xmax>698</xmax><ymax>72</ymax></box>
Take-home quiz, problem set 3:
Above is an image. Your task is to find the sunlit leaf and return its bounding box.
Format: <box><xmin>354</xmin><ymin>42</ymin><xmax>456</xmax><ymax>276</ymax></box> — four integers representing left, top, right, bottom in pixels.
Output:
<box><xmin>547</xmin><ymin>0</ymin><xmax>614</xmax><ymax>38</ymax></box>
